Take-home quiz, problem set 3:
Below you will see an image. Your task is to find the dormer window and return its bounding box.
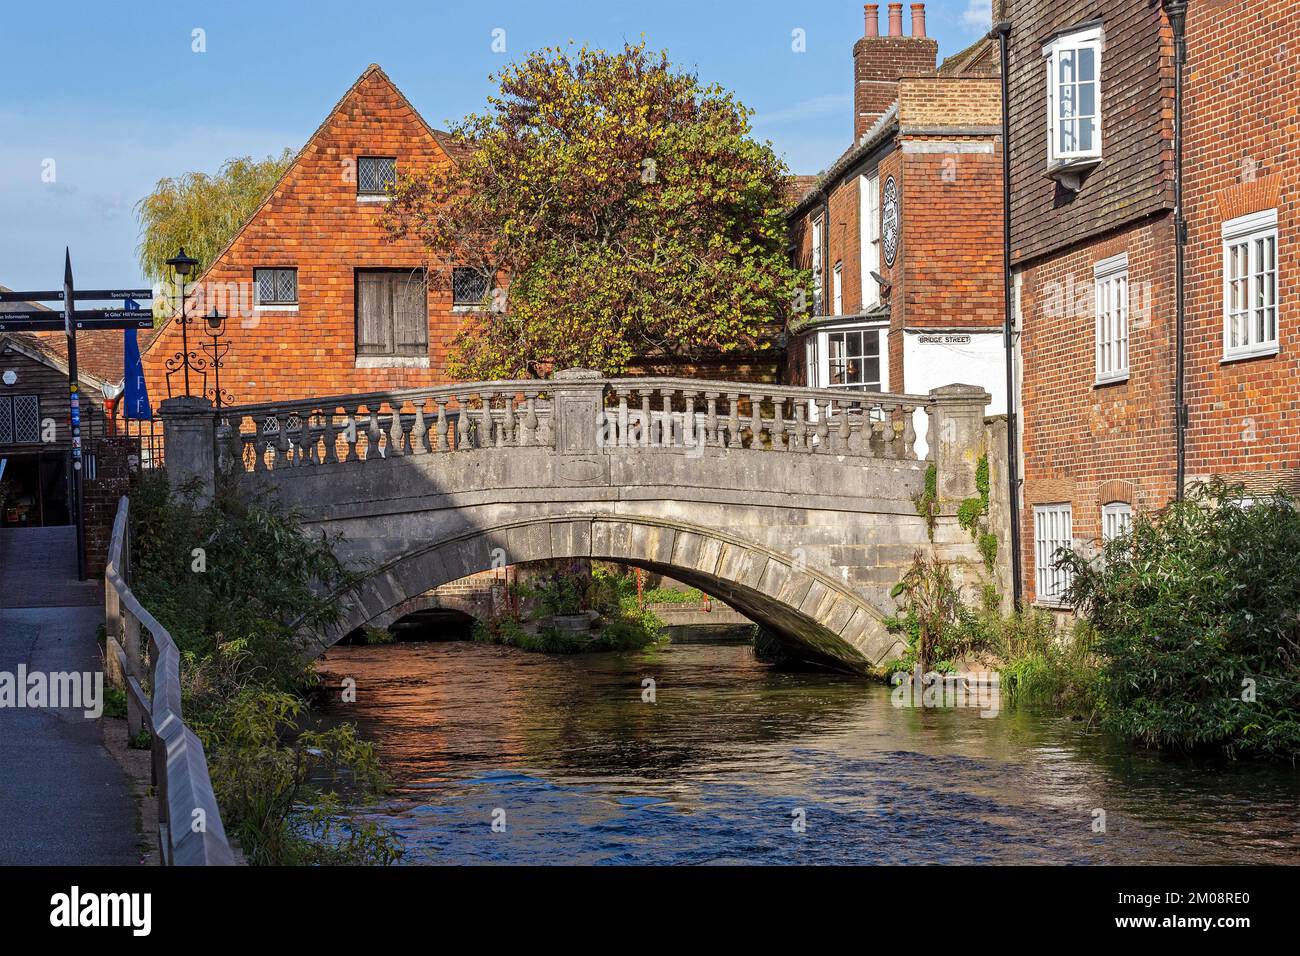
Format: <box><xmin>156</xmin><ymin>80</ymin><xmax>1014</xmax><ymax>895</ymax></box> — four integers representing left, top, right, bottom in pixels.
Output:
<box><xmin>1043</xmin><ymin>25</ymin><xmax>1103</xmax><ymax>188</ymax></box>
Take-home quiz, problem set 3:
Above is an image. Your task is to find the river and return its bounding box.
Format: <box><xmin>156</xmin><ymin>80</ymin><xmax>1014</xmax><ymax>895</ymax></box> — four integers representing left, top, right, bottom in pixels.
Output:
<box><xmin>315</xmin><ymin>633</ymin><xmax>1300</xmax><ymax>865</ymax></box>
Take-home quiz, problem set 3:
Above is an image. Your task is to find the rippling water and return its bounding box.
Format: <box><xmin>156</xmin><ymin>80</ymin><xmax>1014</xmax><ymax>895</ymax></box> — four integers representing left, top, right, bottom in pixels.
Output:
<box><xmin>315</xmin><ymin>637</ymin><xmax>1300</xmax><ymax>865</ymax></box>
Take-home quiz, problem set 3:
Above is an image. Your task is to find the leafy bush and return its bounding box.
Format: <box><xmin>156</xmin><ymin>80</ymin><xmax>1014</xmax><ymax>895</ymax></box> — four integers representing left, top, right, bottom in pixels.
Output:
<box><xmin>196</xmin><ymin>689</ymin><xmax>402</xmax><ymax>866</ymax></box>
<box><xmin>997</xmin><ymin>612</ymin><xmax>1100</xmax><ymax>716</ymax></box>
<box><xmin>129</xmin><ymin>472</ymin><xmax>358</xmax><ymax>709</ymax></box>
<box><xmin>1059</xmin><ymin>481</ymin><xmax>1300</xmax><ymax>759</ymax></box>
<box><xmin>913</xmin><ymin>465</ymin><xmax>939</xmax><ymax>540</ymax></box>
<box><xmin>128</xmin><ymin>473</ymin><xmax>398</xmax><ymax>863</ymax></box>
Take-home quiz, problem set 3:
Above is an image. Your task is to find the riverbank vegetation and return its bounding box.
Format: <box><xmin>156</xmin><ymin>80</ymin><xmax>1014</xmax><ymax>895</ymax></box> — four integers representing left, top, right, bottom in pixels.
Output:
<box><xmin>472</xmin><ymin>564</ymin><xmax>668</xmax><ymax>654</ymax></box>
<box><xmin>888</xmin><ymin>480</ymin><xmax>1300</xmax><ymax>760</ymax></box>
<box><xmin>128</xmin><ymin>473</ymin><xmax>403</xmax><ymax>864</ymax></box>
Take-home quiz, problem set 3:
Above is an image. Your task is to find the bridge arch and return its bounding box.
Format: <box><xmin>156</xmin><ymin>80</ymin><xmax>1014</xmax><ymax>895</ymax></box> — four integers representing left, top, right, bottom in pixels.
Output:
<box><xmin>311</xmin><ymin>514</ymin><xmax>903</xmax><ymax>673</ymax></box>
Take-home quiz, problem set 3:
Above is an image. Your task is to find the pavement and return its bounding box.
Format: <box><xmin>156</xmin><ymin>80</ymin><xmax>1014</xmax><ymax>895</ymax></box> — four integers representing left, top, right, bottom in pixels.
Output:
<box><xmin>0</xmin><ymin>526</ymin><xmax>140</xmax><ymax>865</ymax></box>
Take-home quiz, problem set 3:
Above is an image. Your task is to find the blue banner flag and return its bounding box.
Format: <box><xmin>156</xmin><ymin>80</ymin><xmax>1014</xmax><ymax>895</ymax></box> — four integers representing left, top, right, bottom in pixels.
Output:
<box><xmin>123</xmin><ymin>327</ymin><xmax>152</xmax><ymax>420</ymax></box>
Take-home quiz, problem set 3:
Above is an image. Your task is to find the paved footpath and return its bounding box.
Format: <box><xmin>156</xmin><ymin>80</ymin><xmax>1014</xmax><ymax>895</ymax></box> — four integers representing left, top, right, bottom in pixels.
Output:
<box><xmin>0</xmin><ymin>527</ymin><xmax>139</xmax><ymax>865</ymax></box>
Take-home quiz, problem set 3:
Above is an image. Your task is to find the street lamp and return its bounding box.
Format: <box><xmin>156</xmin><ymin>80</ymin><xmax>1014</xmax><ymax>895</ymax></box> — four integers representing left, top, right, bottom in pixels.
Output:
<box><xmin>202</xmin><ymin>307</ymin><xmax>233</xmax><ymax>409</ymax></box>
<box><xmin>165</xmin><ymin>248</ymin><xmax>199</xmax><ymax>395</ymax></box>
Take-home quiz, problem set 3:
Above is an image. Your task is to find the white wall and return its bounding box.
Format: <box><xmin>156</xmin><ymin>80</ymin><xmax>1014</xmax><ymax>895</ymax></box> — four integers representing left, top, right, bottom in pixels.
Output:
<box><xmin>903</xmin><ymin>329</ymin><xmax>1007</xmax><ymax>459</ymax></box>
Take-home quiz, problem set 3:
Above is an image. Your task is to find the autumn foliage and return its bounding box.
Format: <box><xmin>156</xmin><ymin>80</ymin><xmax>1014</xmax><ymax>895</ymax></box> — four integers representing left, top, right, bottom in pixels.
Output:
<box><xmin>380</xmin><ymin>43</ymin><xmax>806</xmax><ymax>379</ymax></box>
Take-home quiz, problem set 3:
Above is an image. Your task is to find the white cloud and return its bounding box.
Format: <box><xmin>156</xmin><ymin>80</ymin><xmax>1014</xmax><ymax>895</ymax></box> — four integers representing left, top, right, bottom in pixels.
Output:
<box><xmin>962</xmin><ymin>0</ymin><xmax>992</xmax><ymax>31</ymax></box>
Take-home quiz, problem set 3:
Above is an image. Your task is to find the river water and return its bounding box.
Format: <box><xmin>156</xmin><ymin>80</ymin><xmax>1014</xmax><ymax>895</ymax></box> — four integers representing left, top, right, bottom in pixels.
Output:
<box><xmin>315</xmin><ymin>635</ymin><xmax>1300</xmax><ymax>865</ymax></box>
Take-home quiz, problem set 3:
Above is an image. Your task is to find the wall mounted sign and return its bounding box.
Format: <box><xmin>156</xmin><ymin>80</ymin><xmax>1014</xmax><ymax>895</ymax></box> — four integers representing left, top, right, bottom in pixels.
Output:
<box><xmin>881</xmin><ymin>176</ymin><xmax>899</xmax><ymax>268</ymax></box>
<box><xmin>917</xmin><ymin>334</ymin><xmax>973</xmax><ymax>345</ymax></box>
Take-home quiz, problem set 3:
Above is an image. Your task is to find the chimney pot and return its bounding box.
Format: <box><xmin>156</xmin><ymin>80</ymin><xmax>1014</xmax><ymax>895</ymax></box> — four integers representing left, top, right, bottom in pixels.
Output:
<box><xmin>887</xmin><ymin>3</ymin><xmax>904</xmax><ymax>37</ymax></box>
<box><xmin>864</xmin><ymin>4</ymin><xmax>879</xmax><ymax>37</ymax></box>
<box><xmin>911</xmin><ymin>3</ymin><xmax>926</xmax><ymax>37</ymax></box>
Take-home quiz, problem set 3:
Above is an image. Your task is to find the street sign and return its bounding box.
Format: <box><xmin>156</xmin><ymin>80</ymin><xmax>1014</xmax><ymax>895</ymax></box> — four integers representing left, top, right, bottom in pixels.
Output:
<box><xmin>0</xmin><ymin>288</ymin><xmax>153</xmax><ymax>302</ymax></box>
<box><xmin>0</xmin><ymin>314</ymin><xmax>155</xmax><ymax>332</ymax></box>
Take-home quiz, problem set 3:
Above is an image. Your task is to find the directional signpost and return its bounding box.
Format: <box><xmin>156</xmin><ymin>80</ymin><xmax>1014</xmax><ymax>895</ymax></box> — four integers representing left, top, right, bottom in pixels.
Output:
<box><xmin>0</xmin><ymin>251</ymin><xmax>157</xmax><ymax>580</ymax></box>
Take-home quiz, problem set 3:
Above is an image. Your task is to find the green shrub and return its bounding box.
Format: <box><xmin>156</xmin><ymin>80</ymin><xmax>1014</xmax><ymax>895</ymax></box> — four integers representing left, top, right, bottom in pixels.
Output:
<box><xmin>102</xmin><ymin>686</ymin><xmax>128</xmax><ymax>720</ymax></box>
<box><xmin>913</xmin><ymin>464</ymin><xmax>939</xmax><ymax>540</ymax></box>
<box><xmin>997</xmin><ymin>612</ymin><xmax>1100</xmax><ymax>716</ymax></box>
<box><xmin>129</xmin><ymin>471</ymin><xmax>359</xmax><ymax>711</ymax></box>
<box><xmin>196</xmin><ymin>688</ymin><xmax>402</xmax><ymax>866</ymax></box>
<box><xmin>1059</xmin><ymin>480</ymin><xmax>1300</xmax><ymax>760</ymax></box>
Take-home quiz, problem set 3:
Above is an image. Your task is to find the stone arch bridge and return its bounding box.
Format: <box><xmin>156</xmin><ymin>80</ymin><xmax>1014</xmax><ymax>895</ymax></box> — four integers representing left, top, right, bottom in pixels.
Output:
<box><xmin>160</xmin><ymin>370</ymin><xmax>991</xmax><ymax>674</ymax></box>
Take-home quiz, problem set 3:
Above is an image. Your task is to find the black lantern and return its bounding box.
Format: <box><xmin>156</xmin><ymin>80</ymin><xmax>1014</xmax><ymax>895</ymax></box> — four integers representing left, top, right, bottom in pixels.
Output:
<box><xmin>163</xmin><ymin>247</ymin><xmax>201</xmax><ymax>396</ymax></box>
<box><xmin>201</xmin><ymin>307</ymin><xmax>233</xmax><ymax>409</ymax></box>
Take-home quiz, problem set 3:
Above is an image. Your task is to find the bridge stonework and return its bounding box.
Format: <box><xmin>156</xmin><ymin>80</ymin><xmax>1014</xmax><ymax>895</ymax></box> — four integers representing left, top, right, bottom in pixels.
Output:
<box><xmin>159</xmin><ymin>372</ymin><xmax>991</xmax><ymax>674</ymax></box>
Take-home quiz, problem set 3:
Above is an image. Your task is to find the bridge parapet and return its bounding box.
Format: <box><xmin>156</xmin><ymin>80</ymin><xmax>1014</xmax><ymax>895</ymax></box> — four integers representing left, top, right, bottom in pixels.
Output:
<box><xmin>194</xmin><ymin>371</ymin><xmax>952</xmax><ymax>478</ymax></box>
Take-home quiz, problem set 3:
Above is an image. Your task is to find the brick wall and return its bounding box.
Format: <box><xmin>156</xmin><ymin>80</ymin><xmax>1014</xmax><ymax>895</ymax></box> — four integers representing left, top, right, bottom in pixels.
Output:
<box><xmin>140</xmin><ymin>65</ymin><xmax>462</xmax><ymax>407</ymax></box>
<box><xmin>854</xmin><ymin>25</ymin><xmax>938</xmax><ymax>140</ymax></box>
<box><xmin>1017</xmin><ymin>215</ymin><xmax>1177</xmax><ymax>603</ymax></box>
<box><xmin>1182</xmin><ymin>0</ymin><xmax>1300</xmax><ymax>492</ymax></box>
<box><xmin>84</xmin><ymin>436</ymin><xmax>135</xmax><ymax>576</ymax></box>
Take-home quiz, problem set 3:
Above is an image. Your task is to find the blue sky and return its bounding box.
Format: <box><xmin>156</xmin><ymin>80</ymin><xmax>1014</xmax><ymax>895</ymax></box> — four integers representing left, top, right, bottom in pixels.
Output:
<box><xmin>0</xmin><ymin>0</ymin><xmax>991</xmax><ymax>291</ymax></box>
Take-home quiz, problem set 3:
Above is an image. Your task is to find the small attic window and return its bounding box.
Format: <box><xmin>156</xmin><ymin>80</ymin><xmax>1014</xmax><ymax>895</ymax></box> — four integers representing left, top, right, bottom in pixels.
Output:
<box><xmin>357</xmin><ymin>156</ymin><xmax>396</xmax><ymax>196</ymax></box>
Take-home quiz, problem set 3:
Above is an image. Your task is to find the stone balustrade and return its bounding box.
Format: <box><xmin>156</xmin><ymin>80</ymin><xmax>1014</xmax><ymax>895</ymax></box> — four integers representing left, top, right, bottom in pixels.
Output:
<box><xmin>217</xmin><ymin>381</ymin><xmax>554</xmax><ymax>473</ymax></box>
<box><xmin>599</xmin><ymin>377</ymin><xmax>928</xmax><ymax>459</ymax></box>
<box><xmin>212</xmin><ymin>374</ymin><xmax>936</xmax><ymax>475</ymax></box>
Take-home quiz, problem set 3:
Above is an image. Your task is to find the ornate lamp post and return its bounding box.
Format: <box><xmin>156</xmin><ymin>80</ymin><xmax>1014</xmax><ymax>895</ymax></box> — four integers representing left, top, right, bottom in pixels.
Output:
<box><xmin>164</xmin><ymin>248</ymin><xmax>199</xmax><ymax>395</ymax></box>
<box><xmin>202</xmin><ymin>307</ymin><xmax>234</xmax><ymax>409</ymax></box>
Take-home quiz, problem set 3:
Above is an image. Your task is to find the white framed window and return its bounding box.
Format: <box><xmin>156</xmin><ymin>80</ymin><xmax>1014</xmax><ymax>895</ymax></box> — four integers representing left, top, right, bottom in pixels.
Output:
<box><xmin>811</xmin><ymin>215</ymin><xmax>824</xmax><ymax>315</ymax></box>
<box><xmin>1033</xmin><ymin>503</ymin><xmax>1074</xmax><ymax>605</ymax></box>
<box><xmin>1043</xmin><ymin>25</ymin><xmax>1103</xmax><ymax>166</ymax></box>
<box><xmin>1094</xmin><ymin>253</ymin><xmax>1128</xmax><ymax>382</ymax></box>
<box><xmin>357</xmin><ymin>155</ymin><xmax>396</xmax><ymax>197</ymax></box>
<box><xmin>861</xmin><ymin>171</ymin><xmax>881</xmax><ymax>306</ymax></box>
<box><xmin>832</xmin><ymin>262</ymin><xmax>843</xmax><ymax>316</ymax></box>
<box><xmin>818</xmin><ymin>326</ymin><xmax>884</xmax><ymax>392</ymax></box>
<box><xmin>254</xmin><ymin>267</ymin><xmax>298</xmax><ymax>307</ymax></box>
<box><xmin>1222</xmin><ymin>208</ymin><xmax>1279</xmax><ymax>360</ymax></box>
<box><xmin>1101</xmin><ymin>501</ymin><xmax>1132</xmax><ymax>542</ymax></box>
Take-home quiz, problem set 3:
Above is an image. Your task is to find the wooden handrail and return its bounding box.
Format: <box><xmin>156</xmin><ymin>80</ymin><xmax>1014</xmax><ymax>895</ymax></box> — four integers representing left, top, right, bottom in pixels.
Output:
<box><xmin>104</xmin><ymin>496</ymin><xmax>235</xmax><ymax>866</ymax></box>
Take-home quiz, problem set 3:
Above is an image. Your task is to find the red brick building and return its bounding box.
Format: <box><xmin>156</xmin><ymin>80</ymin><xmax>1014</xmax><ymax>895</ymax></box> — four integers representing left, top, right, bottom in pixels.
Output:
<box><xmin>1008</xmin><ymin>0</ymin><xmax>1297</xmax><ymax>605</ymax></box>
<box><xmin>786</xmin><ymin>2</ymin><xmax>1006</xmax><ymax>441</ymax></box>
<box><xmin>139</xmin><ymin>65</ymin><xmax>473</xmax><ymax>407</ymax></box>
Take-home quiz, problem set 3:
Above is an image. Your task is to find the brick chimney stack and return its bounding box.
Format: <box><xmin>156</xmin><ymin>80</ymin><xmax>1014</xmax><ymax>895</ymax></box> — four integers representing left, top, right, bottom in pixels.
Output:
<box><xmin>852</xmin><ymin>1</ymin><xmax>939</xmax><ymax>141</ymax></box>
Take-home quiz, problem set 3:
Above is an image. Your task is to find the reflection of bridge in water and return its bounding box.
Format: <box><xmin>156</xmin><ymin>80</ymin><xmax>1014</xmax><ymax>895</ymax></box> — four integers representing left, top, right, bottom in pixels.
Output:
<box><xmin>160</xmin><ymin>370</ymin><xmax>991</xmax><ymax>673</ymax></box>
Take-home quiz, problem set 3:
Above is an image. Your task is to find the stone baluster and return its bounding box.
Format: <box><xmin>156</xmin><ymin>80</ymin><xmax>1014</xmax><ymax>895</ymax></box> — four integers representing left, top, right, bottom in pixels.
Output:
<box><xmin>748</xmin><ymin>394</ymin><xmax>763</xmax><ymax>450</ymax></box>
<box><xmin>792</xmin><ymin>403</ymin><xmax>807</xmax><ymax>451</ymax></box>
<box><xmin>901</xmin><ymin>404</ymin><xmax>917</xmax><ymax>460</ymax></box>
<box><xmin>478</xmin><ymin>398</ymin><xmax>494</xmax><ymax>448</ymax></box>
<box><xmin>683</xmin><ymin>392</ymin><xmax>697</xmax><ymax>450</ymax></box>
<box><xmin>456</xmin><ymin>396</ymin><xmax>470</xmax><ymax>450</ymax></box>
<box><xmin>771</xmin><ymin>398</ymin><xmax>786</xmax><ymax>451</ymax></box>
<box><xmin>501</xmin><ymin>395</ymin><xmax>516</xmax><ymax>446</ymax></box>
<box><xmin>274</xmin><ymin>412</ymin><xmax>290</xmax><ymax>468</ymax></box>
<box><xmin>435</xmin><ymin>398</ymin><xmax>449</xmax><ymax>452</ymax></box>
<box><xmin>614</xmin><ymin>388</ymin><xmax>630</xmax><ymax>447</ymax></box>
<box><xmin>881</xmin><ymin>403</ymin><xmax>898</xmax><ymax>460</ymax></box>
<box><xmin>411</xmin><ymin>400</ymin><xmax>428</xmax><ymax>454</ymax></box>
<box><xmin>341</xmin><ymin>406</ymin><xmax>359</xmax><ymax>462</ymax></box>
<box><xmin>705</xmin><ymin>392</ymin><xmax>720</xmax><ymax>447</ymax></box>
<box><xmin>387</xmin><ymin>400</ymin><xmax>405</xmax><ymax>457</ymax></box>
<box><xmin>814</xmin><ymin>400</ymin><xmax>831</xmax><ymax>453</ymax></box>
<box><xmin>522</xmin><ymin>392</ymin><xmax>539</xmax><ymax>447</ymax></box>
<box><xmin>727</xmin><ymin>393</ymin><xmax>742</xmax><ymax>449</ymax></box>
<box><xmin>835</xmin><ymin>400</ymin><xmax>853</xmax><ymax>454</ymax></box>
<box><xmin>638</xmin><ymin>389</ymin><xmax>653</xmax><ymax>447</ymax></box>
<box><xmin>365</xmin><ymin>406</ymin><xmax>381</xmax><ymax>460</ymax></box>
<box><xmin>322</xmin><ymin>409</ymin><xmax>339</xmax><ymax>464</ymax></box>
<box><xmin>661</xmin><ymin>389</ymin><xmax>676</xmax><ymax>448</ymax></box>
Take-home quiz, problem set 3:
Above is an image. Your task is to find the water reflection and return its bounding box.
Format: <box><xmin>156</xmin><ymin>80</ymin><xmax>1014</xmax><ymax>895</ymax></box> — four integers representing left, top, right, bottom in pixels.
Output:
<box><xmin>315</xmin><ymin>638</ymin><xmax>1300</xmax><ymax>865</ymax></box>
